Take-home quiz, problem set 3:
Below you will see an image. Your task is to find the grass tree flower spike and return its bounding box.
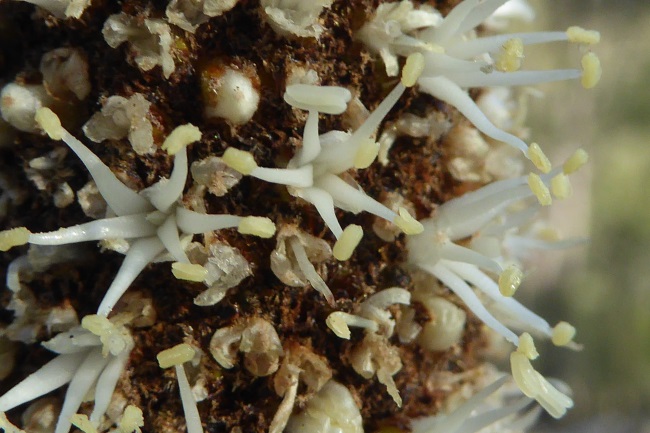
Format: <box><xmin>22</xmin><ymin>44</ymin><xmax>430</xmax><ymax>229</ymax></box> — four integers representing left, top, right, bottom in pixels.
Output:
<box><xmin>0</xmin><ymin>1</ymin><xmax>600</xmax><ymax>432</ymax></box>
<box><xmin>224</xmin><ymin>53</ymin><xmax>425</xmax><ymax>259</ymax></box>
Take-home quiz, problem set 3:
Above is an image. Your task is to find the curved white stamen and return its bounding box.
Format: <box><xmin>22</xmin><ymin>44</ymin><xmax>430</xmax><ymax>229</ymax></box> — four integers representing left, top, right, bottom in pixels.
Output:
<box><xmin>422</xmin><ymin>262</ymin><xmax>519</xmax><ymax>345</ymax></box>
<box><xmin>27</xmin><ymin>214</ymin><xmax>155</xmax><ymax>245</ymax></box>
<box><xmin>440</xmin><ymin>242</ymin><xmax>502</xmax><ymax>275</ymax></box>
<box><xmin>59</xmin><ymin>130</ymin><xmax>152</xmax><ymax>216</ymax></box>
<box><xmin>447</xmin><ymin>31</ymin><xmax>568</xmax><ymax>59</ymax></box>
<box><xmin>418</xmin><ymin>76</ymin><xmax>528</xmax><ymax>154</ymax></box>
<box><xmin>156</xmin><ymin>214</ymin><xmax>189</xmax><ymax>263</ymax></box>
<box><xmin>97</xmin><ymin>237</ymin><xmax>166</xmax><ymax>316</ymax></box>
<box><xmin>288</xmin><ymin>237</ymin><xmax>334</xmax><ymax>306</ymax></box>
<box><xmin>55</xmin><ymin>349</ymin><xmax>110</xmax><ymax>433</ymax></box>
<box><xmin>0</xmin><ymin>352</ymin><xmax>86</xmax><ymax>411</ymax></box>
<box><xmin>451</xmin><ymin>69</ymin><xmax>581</xmax><ymax>88</ymax></box>
<box><xmin>292</xmin><ymin>110</ymin><xmax>321</xmax><ymax>166</ymax></box>
<box><xmin>175</xmin><ymin>208</ymin><xmax>242</xmax><ymax>234</ymax></box>
<box><xmin>315</xmin><ymin>173</ymin><xmax>397</xmax><ymax>222</ymax></box>
<box><xmin>362</xmin><ymin>287</ymin><xmax>411</xmax><ymax>310</ymax></box>
<box><xmin>175</xmin><ymin>364</ymin><xmax>204</xmax><ymax>433</ymax></box>
<box><xmin>90</xmin><ymin>349</ymin><xmax>131</xmax><ymax>425</ymax></box>
<box><xmin>293</xmin><ymin>187</ymin><xmax>343</xmax><ymax>238</ymax></box>
<box><xmin>445</xmin><ymin>261</ymin><xmax>552</xmax><ymax>337</ymax></box>
<box><xmin>141</xmin><ymin>147</ymin><xmax>188</xmax><ymax>213</ymax></box>
<box><xmin>251</xmin><ymin>165</ymin><xmax>313</xmax><ymax>188</ymax></box>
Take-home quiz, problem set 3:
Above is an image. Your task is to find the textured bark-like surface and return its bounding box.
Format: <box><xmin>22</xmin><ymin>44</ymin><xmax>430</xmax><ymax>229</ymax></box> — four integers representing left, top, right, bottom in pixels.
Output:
<box><xmin>0</xmin><ymin>1</ymin><xmax>488</xmax><ymax>432</ymax></box>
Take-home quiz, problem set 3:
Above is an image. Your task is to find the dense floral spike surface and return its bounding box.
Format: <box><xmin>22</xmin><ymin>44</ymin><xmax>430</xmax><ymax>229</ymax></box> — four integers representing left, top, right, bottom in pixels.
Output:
<box><xmin>0</xmin><ymin>1</ymin><xmax>595</xmax><ymax>433</ymax></box>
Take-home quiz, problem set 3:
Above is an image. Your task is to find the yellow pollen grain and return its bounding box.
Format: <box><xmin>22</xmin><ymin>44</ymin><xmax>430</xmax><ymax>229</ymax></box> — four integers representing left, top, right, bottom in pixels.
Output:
<box><xmin>162</xmin><ymin>124</ymin><xmax>202</xmax><ymax>155</ymax></box>
<box><xmin>498</xmin><ymin>265</ymin><xmax>523</xmax><ymax>297</ymax></box>
<box><xmin>527</xmin><ymin>143</ymin><xmax>552</xmax><ymax>173</ymax></box>
<box><xmin>566</xmin><ymin>26</ymin><xmax>601</xmax><ymax>45</ymax></box>
<box><xmin>222</xmin><ymin>148</ymin><xmax>258</xmax><ymax>175</ymax></box>
<box><xmin>157</xmin><ymin>343</ymin><xmax>196</xmax><ymax>369</ymax></box>
<box><xmin>0</xmin><ymin>227</ymin><xmax>30</xmax><ymax>251</ymax></box>
<box><xmin>551</xmin><ymin>173</ymin><xmax>572</xmax><ymax>199</ymax></box>
<box><xmin>238</xmin><ymin>216</ymin><xmax>276</xmax><ymax>238</ymax></box>
<box><xmin>81</xmin><ymin>314</ymin><xmax>114</xmax><ymax>337</ymax></box>
<box><xmin>394</xmin><ymin>207</ymin><xmax>423</xmax><ymax>235</ymax></box>
<box><xmin>326</xmin><ymin>312</ymin><xmax>351</xmax><ymax>339</ymax></box>
<box><xmin>333</xmin><ymin>224</ymin><xmax>363</xmax><ymax>261</ymax></box>
<box><xmin>581</xmin><ymin>52</ymin><xmax>601</xmax><ymax>89</ymax></box>
<box><xmin>563</xmin><ymin>148</ymin><xmax>588</xmax><ymax>174</ymax></box>
<box><xmin>119</xmin><ymin>405</ymin><xmax>144</xmax><ymax>433</ymax></box>
<box><xmin>171</xmin><ymin>262</ymin><xmax>208</xmax><ymax>282</ymax></box>
<box><xmin>35</xmin><ymin>107</ymin><xmax>64</xmax><ymax>140</ymax></box>
<box><xmin>552</xmin><ymin>321</ymin><xmax>576</xmax><ymax>346</ymax></box>
<box><xmin>527</xmin><ymin>173</ymin><xmax>552</xmax><ymax>206</ymax></box>
<box><xmin>517</xmin><ymin>332</ymin><xmax>539</xmax><ymax>360</ymax></box>
<box><xmin>354</xmin><ymin>138</ymin><xmax>379</xmax><ymax>169</ymax></box>
<box><xmin>70</xmin><ymin>414</ymin><xmax>98</xmax><ymax>433</ymax></box>
<box><xmin>495</xmin><ymin>38</ymin><xmax>524</xmax><ymax>72</ymax></box>
<box><xmin>401</xmin><ymin>52</ymin><xmax>424</xmax><ymax>87</ymax></box>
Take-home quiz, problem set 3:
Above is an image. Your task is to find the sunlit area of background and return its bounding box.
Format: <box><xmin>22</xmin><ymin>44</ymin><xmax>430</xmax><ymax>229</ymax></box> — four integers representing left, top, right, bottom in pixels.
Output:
<box><xmin>514</xmin><ymin>1</ymin><xmax>650</xmax><ymax>432</ymax></box>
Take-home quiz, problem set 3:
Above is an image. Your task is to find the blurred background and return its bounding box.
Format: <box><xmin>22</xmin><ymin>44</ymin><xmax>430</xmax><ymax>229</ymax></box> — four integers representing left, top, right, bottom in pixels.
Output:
<box><xmin>513</xmin><ymin>0</ymin><xmax>650</xmax><ymax>432</ymax></box>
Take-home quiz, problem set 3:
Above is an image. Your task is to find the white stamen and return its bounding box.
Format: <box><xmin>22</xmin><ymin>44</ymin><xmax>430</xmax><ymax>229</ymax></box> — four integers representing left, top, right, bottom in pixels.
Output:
<box><xmin>176</xmin><ymin>208</ymin><xmax>242</xmax><ymax>234</ymax></box>
<box><xmin>0</xmin><ymin>352</ymin><xmax>86</xmax><ymax>411</ymax></box>
<box><xmin>175</xmin><ymin>364</ymin><xmax>204</xmax><ymax>433</ymax></box>
<box><xmin>97</xmin><ymin>237</ymin><xmax>166</xmax><ymax>317</ymax></box>
<box><xmin>288</xmin><ymin>237</ymin><xmax>334</xmax><ymax>305</ymax></box>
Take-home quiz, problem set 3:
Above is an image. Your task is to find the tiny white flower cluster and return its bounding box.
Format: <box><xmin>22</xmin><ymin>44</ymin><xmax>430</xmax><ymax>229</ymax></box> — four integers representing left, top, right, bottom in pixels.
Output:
<box><xmin>0</xmin><ymin>0</ymin><xmax>601</xmax><ymax>432</ymax></box>
<box><xmin>357</xmin><ymin>0</ymin><xmax>601</xmax><ymax>163</ymax></box>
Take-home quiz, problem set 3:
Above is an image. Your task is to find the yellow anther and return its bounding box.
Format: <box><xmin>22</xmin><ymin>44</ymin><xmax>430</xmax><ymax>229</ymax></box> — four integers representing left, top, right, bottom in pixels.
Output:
<box><xmin>71</xmin><ymin>414</ymin><xmax>98</xmax><ymax>433</ymax></box>
<box><xmin>495</xmin><ymin>38</ymin><xmax>524</xmax><ymax>72</ymax></box>
<box><xmin>401</xmin><ymin>52</ymin><xmax>425</xmax><ymax>87</ymax></box>
<box><xmin>238</xmin><ymin>216</ymin><xmax>276</xmax><ymax>238</ymax></box>
<box><xmin>551</xmin><ymin>173</ymin><xmax>572</xmax><ymax>199</ymax></box>
<box><xmin>581</xmin><ymin>52</ymin><xmax>601</xmax><ymax>89</ymax></box>
<box><xmin>162</xmin><ymin>124</ymin><xmax>202</xmax><ymax>155</ymax></box>
<box><xmin>35</xmin><ymin>107</ymin><xmax>64</xmax><ymax>140</ymax></box>
<box><xmin>0</xmin><ymin>227</ymin><xmax>30</xmax><ymax>251</ymax></box>
<box><xmin>517</xmin><ymin>332</ymin><xmax>539</xmax><ymax>360</ymax></box>
<box><xmin>326</xmin><ymin>312</ymin><xmax>352</xmax><ymax>339</ymax></box>
<box><xmin>552</xmin><ymin>321</ymin><xmax>576</xmax><ymax>346</ymax></box>
<box><xmin>527</xmin><ymin>173</ymin><xmax>552</xmax><ymax>206</ymax></box>
<box><xmin>527</xmin><ymin>143</ymin><xmax>552</xmax><ymax>173</ymax></box>
<box><xmin>81</xmin><ymin>314</ymin><xmax>113</xmax><ymax>337</ymax></box>
<box><xmin>354</xmin><ymin>138</ymin><xmax>379</xmax><ymax>169</ymax></box>
<box><xmin>566</xmin><ymin>26</ymin><xmax>601</xmax><ymax>45</ymax></box>
<box><xmin>333</xmin><ymin>224</ymin><xmax>363</xmax><ymax>261</ymax></box>
<box><xmin>157</xmin><ymin>343</ymin><xmax>196</xmax><ymax>369</ymax></box>
<box><xmin>394</xmin><ymin>207</ymin><xmax>423</xmax><ymax>235</ymax></box>
<box><xmin>498</xmin><ymin>265</ymin><xmax>523</xmax><ymax>297</ymax></box>
<box><xmin>539</xmin><ymin>227</ymin><xmax>561</xmax><ymax>242</ymax></box>
<box><xmin>222</xmin><ymin>148</ymin><xmax>258</xmax><ymax>175</ymax></box>
<box><xmin>119</xmin><ymin>405</ymin><xmax>144</xmax><ymax>433</ymax></box>
<box><xmin>563</xmin><ymin>148</ymin><xmax>588</xmax><ymax>174</ymax></box>
<box><xmin>171</xmin><ymin>262</ymin><xmax>208</xmax><ymax>282</ymax></box>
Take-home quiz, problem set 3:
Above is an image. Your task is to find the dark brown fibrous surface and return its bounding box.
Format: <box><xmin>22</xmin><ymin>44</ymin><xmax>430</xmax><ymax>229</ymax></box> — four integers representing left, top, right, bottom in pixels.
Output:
<box><xmin>0</xmin><ymin>0</ymin><xmax>489</xmax><ymax>432</ymax></box>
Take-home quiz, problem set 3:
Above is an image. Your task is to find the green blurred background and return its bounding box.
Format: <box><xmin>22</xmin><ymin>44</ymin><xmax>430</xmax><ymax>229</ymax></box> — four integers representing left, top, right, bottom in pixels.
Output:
<box><xmin>516</xmin><ymin>1</ymin><xmax>650</xmax><ymax>431</ymax></box>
